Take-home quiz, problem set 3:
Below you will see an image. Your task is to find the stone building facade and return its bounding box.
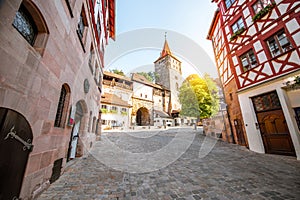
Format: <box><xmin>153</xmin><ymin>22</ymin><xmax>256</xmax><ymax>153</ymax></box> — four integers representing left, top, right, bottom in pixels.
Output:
<box><xmin>208</xmin><ymin>0</ymin><xmax>300</xmax><ymax>159</ymax></box>
<box><xmin>0</xmin><ymin>0</ymin><xmax>115</xmax><ymax>199</ymax></box>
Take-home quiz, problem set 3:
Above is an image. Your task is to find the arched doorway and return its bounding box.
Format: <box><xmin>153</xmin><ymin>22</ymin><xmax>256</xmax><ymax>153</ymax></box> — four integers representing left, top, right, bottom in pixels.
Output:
<box><xmin>67</xmin><ymin>101</ymin><xmax>87</xmax><ymax>161</ymax></box>
<box><xmin>0</xmin><ymin>107</ymin><xmax>33</xmax><ymax>199</ymax></box>
<box><xmin>136</xmin><ymin>107</ymin><xmax>150</xmax><ymax>126</ymax></box>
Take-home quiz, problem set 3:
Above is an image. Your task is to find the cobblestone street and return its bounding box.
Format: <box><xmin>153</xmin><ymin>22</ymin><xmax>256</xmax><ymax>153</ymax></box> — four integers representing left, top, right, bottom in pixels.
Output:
<box><xmin>38</xmin><ymin>128</ymin><xmax>300</xmax><ymax>200</ymax></box>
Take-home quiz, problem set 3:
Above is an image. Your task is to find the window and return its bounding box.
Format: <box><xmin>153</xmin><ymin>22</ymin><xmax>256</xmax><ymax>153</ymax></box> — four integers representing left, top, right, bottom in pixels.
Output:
<box><xmin>231</xmin><ymin>18</ymin><xmax>245</xmax><ymax>33</ymax></box>
<box><xmin>225</xmin><ymin>0</ymin><xmax>236</xmax><ymax>9</ymax></box>
<box><xmin>96</xmin><ymin>13</ymin><xmax>102</xmax><ymax>39</ymax></box>
<box><xmin>101</xmin><ymin>105</ymin><xmax>107</xmax><ymax>109</ymax></box>
<box><xmin>121</xmin><ymin>108</ymin><xmax>127</xmax><ymax>112</ymax></box>
<box><xmin>94</xmin><ymin>62</ymin><xmax>100</xmax><ymax>85</ymax></box>
<box><xmin>111</xmin><ymin>106</ymin><xmax>117</xmax><ymax>111</ymax></box>
<box><xmin>88</xmin><ymin>111</ymin><xmax>92</xmax><ymax>132</ymax></box>
<box><xmin>101</xmin><ymin>119</ymin><xmax>107</xmax><ymax>125</ymax></box>
<box><xmin>89</xmin><ymin>44</ymin><xmax>94</xmax><ymax>73</ymax></box>
<box><xmin>54</xmin><ymin>84</ymin><xmax>71</xmax><ymax>127</ymax></box>
<box><xmin>252</xmin><ymin>0</ymin><xmax>272</xmax><ymax>14</ymax></box>
<box><xmin>252</xmin><ymin>91</ymin><xmax>281</xmax><ymax>112</ymax></box>
<box><xmin>12</xmin><ymin>1</ymin><xmax>49</xmax><ymax>55</ymax></box>
<box><xmin>266</xmin><ymin>30</ymin><xmax>292</xmax><ymax>57</ymax></box>
<box><xmin>92</xmin><ymin>117</ymin><xmax>97</xmax><ymax>132</ymax></box>
<box><xmin>239</xmin><ymin>49</ymin><xmax>257</xmax><ymax>72</ymax></box>
<box><xmin>13</xmin><ymin>4</ymin><xmax>37</xmax><ymax>45</ymax></box>
<box><xmin>145</xmin><ymin>94</ymin><xmax>148</xmax><ymax>98</ymax></box>
<box><xmin>77</xmin><ymin>5</ymin><xmax>88</xmax><ymax>51</ymax></box>
<box><xmin>176</xmin><ymin>82</ymin><xmax>179</xmax><ymax>91</ymax></box>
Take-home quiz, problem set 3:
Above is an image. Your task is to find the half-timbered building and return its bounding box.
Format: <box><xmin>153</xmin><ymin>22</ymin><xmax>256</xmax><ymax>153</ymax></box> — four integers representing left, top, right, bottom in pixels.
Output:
<box><xmin>208</xmin><ymin>0</ymin><xmax>300</xmax><ymax>159</ymax></box>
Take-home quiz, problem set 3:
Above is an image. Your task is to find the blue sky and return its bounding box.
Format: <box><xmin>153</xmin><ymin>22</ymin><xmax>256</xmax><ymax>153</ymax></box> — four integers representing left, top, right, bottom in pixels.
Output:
<box><xmin>105</xmin><ymin>0</ymin><xmax>218</xmax><ymax>77</ymax></box>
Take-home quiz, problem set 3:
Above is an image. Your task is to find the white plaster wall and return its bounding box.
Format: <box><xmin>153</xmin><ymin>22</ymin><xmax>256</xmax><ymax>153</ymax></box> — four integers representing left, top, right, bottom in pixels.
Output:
<box><xmin>133</xmin><ymin>82</ymin><xmax>153</xmax><ymax>101</ymax></box>
<box><xmin>287</xmin><ymin>90</ymin><xmax>300</xmax><ymax>107</ymax></box>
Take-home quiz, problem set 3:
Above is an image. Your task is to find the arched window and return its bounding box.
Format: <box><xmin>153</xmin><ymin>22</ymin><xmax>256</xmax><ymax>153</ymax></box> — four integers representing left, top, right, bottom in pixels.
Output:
<box><xmin>54</xmin><ymin>84</ymin><xmax>71</xmax><ymax>128</ymax></box>
<box><xmin>92</xmin><ymin>117</ymin><xmax>97</xmax><ymax>133</ymax></box>
<box><xmin>13</xmin><ymin>4</ymin><xmax>37</xmax><ymax>45</ymax></box>
<box><xmin>12</xmin><ymin>1</ymin><xmax>49</xmax><ymax>55</ymax></box>
<box><xmin>88</xmin><ymin>111</ymin><xmax>92</xmax><ymax>132</ymax></box>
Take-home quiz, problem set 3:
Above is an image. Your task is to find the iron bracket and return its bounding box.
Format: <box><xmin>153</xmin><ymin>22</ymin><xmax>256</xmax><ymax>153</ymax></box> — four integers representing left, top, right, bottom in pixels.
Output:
<box><xmin>4</xmin><ymin>126</ymin><xmax>34</xmax><ymax>151</ymax></box>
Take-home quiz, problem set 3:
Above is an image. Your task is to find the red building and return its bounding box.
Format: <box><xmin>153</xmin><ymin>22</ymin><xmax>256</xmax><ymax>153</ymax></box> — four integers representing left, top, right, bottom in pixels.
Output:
<box><xmin>208</xmin><ymin>0</ymin><xmax>300</xmax><ymax>159</ymax></box>
<box><xmin>0</xmin><ymin>0</ymin><xmax>115</xmax><ymax>199</ymax></box>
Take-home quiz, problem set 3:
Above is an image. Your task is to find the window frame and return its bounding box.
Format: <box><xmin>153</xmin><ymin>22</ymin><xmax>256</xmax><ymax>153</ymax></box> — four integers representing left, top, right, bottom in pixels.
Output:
<box><xmin>252</xmin><ymin>0</ymin><xmax>272</xmax><ymax>14</ymax></box>
<box><xmin>225</xmin><ymin>0</ymin><xmax>236</xmax><ymax>9</ymax></box>
<box><xmin>12</xmin><ymin>1</ymin><xmax>49</xmax><ymax>55</ymax></box>
<box><xmin>13</xmin><ymin>4</ymin><xmax>38</xmax><ymax>46</ymax></box>
<box><xmin>77</xmin><ymin>5</ymin><xmax>88</xmax><ymax>52</ymax></box>
<box><xmin>266</xmin><ymin>30</ymin><xmax>292</xmax><ymax>58</ymax></box>
<box><xmin>231</xmin><ymin>17</ymin><xmax>245</xmax><ymax>34</ymax></box>
<box><xmin>239</xmin><ymin>49</ymin><xmax>258</xmax><ymax>72</ymax></box>
<box><xmin>54</xmin><ymin>84</ymin><xmax>71</xmax><ymax>128</ymax></box>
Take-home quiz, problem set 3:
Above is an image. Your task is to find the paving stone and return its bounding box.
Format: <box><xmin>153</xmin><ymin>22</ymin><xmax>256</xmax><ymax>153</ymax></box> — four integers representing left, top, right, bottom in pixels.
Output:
<box><xmin>37</xmin><ymin>128</ymin><xmax>300</xmax><ymax>200</ymax></box>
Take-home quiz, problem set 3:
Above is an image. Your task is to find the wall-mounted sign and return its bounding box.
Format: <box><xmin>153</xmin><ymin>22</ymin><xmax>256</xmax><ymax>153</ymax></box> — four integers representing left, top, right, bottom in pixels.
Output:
<box><xmin>68</xmin><ymin>106</ymin><xmax>76</xmax><ymax>126</ymax></box>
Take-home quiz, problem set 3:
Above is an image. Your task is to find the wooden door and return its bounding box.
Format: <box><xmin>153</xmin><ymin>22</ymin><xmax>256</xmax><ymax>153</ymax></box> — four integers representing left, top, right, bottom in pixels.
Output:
<box><xmin>0</xmin><ymin>108</ymin><xmax>33</xmax><ymax>200</ymax></box>
<box><xmin>252</xmin><ymin>91</ymin><xmax>295</xmax><ymax>156</ymax></box>
<box><xmin>233</xmin><ymin>119</ymin><xmax>247</xmax><ymax>146</ymax></box>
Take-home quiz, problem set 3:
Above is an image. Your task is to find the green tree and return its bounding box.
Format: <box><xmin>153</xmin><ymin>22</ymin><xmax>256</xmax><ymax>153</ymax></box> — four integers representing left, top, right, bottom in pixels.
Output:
<box><xmin>179</xmin><ymin>74</ymin><xmax>219</xmax><ymax>119</ymax></box>
<box><xmin>110</xmin><ymin>69</ymin><xmax>125</xmax><ymax>76</ymax></box>
<box><xmin>137</xmin><ymin>71</ymin><xmax>158</xmax><ymax>82</ymax></box>
<box><xmin>178</xmin><ymin>81</ymin><xmax>200</xmax><ymax>117</ymax></box>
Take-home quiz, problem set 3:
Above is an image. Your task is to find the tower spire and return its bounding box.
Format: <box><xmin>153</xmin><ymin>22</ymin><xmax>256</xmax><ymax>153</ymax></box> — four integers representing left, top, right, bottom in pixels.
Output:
<box><xmin>161</xmin><ymin>32</ymin><xmax>172</xmax><ymax>57</ymax></box>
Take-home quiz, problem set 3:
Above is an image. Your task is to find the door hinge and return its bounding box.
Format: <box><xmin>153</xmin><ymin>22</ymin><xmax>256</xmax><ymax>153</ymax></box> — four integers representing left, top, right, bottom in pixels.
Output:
<box><xmin>4</xmin><ymin>126</ymin><xmax>34</xmax><ymax>151</ymax></box>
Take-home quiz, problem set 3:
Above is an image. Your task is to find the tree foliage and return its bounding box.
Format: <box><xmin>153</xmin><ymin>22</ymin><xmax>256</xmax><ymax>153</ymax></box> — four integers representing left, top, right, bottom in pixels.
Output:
<box><xmin>110</xmin><ymin>69</ymin><xmax>125</xmax><ymax>76</ymax></box>
<box><xmin>137</xmin><ymin>71</ymin><xmax>158</xmax><ymax>82</ymax></box>
<box><xmin>179</xmin><ymin>74</ymin><xmax>219</xmax><ymax>119</ymax></box>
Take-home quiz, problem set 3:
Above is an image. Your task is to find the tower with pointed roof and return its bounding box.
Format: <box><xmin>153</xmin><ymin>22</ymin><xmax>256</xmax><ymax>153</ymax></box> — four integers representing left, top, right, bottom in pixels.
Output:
<box><xmin>154</xmin><ymin>36</ymin><xmax>183</xmax><ymax>117</ymax></box>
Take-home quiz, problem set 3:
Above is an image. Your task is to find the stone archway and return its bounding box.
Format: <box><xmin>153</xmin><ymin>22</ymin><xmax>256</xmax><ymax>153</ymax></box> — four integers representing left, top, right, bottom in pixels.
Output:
<box><xmin>136</xmin><ymin>107</ymin><xmax>150</xmax><ymax>126</ymax></box>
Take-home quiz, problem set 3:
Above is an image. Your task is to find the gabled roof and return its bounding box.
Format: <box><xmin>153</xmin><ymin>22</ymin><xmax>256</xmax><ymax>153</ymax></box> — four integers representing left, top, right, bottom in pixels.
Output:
<box><xmin>154</xmin><ymin>110</ymin><xmax>172</xmax><ymax>118</ymax></box>
<box><xmin>103</xmin><ymin>71</ymin><xmax>132</xmax><ymax>82</ymax></box>
<box><xmin>131</xmin><ymin>73</ymin><xmax>162</xmax><ymax>89</ymax></box>
<box><xmin>101</xmin><ymin>93</ymin><xmax>131</xmax><ymax>108</ymax></box>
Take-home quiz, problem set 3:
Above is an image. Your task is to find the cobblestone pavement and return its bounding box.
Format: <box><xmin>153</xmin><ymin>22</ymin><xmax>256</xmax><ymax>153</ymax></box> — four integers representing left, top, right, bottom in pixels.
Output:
<box><xmin>37</xmin><ymin>128</ymin><xmax>300</xmax><ymax>200</ymax></box>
